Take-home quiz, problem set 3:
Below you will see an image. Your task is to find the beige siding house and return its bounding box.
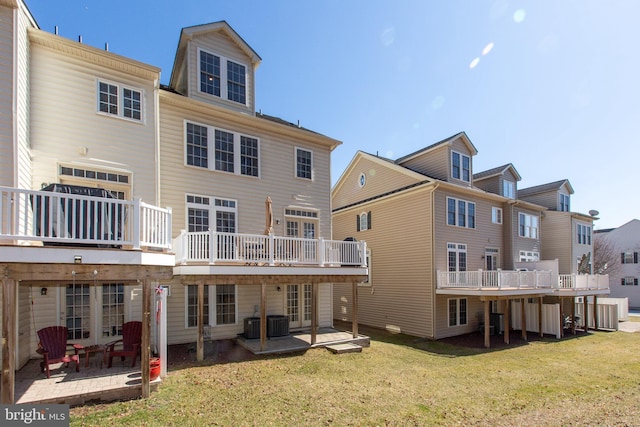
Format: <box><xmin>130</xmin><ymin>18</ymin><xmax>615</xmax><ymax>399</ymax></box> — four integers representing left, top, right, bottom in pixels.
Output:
<box><xmin>0</xmin><ymin>6</ymin><xmax>366</xmax><ymax>404</ymax></box>
<box><xmin>333</xmin><ymin>132</ymin><xmax>608</xmax><ymax>346</ymax></box>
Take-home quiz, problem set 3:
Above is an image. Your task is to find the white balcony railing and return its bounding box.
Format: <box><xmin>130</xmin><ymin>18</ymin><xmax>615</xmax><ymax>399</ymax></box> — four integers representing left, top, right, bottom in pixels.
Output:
<box><xmin>174</xmin><ymin>230</ymin><xmax>367</xmax><ymax>267</ymax></box>
<box><xmin>437</xmin><ymin>270</ymin><xmax>554</xmax><ymax>290</ymax></box>
<box><xmin>438</xmin><ymin>270</ymin><xmax>610</xmax><ymax>292</ymax></box>
<box><xmin>558</xmin><ymin>274</ymin><xmax>610</xmax><ymax>290</ymax></box>
<box><xmin>0</xmin><ymin>186</ymin><xmax>172</xmax><ymax>250</ymax></box>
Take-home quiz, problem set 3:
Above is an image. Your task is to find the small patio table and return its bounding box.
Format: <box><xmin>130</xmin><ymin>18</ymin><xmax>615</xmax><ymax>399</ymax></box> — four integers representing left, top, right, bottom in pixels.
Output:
<box><xmin>83</xmin><ymin>344</ymin><xmax>107</xmax><ymax>368</ymax></box>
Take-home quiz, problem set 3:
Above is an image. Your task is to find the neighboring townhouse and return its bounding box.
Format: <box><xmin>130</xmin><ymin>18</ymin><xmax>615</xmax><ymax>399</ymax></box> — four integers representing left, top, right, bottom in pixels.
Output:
<box><xmin>0</xmin><ymin>1</ymin><xmax>367</xmax><ymax>404</ymax></box>
<box><xmin>332</xmin><ymin>132</ymin><xmax>608</xmax><ymax>346</ymax></box>
<box><xmin>595</xmin><ymin>219</ymin><xmax>640</xmax><ymax>308</ymax></box>
<box><xmin>518</xmin><ymin>179</ymin><xmax>597</xmax><ymax>275</ymax></box>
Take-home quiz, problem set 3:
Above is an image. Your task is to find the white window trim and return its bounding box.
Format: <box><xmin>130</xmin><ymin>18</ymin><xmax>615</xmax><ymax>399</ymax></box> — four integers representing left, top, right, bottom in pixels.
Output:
<box><xmin>560</xmin><ymin>193</ymin><xmax>570</xmax><ymax>212</ymax></box>
<box><xmin>184</xmin><ymin>284</ymin><xmax>238</xmax><ymax>328</ymax></box>
<box><xmin>518</xmin><ymin>212</ymin><xmax>539</xmax><ymax>239</ymax></box>
<box><xmin>577</xmin><ymin>223</ymin><xmax>592</xmax><ymax>245</ymax></box>
<box><xmin>96</xmin><ymin>78</ymin><xmax>145</xmax><ymax>123</ymax></box>
<box><xmin>295</xmin><ymin>147</ymin><xmax>313</xmax><ymax>181</ymax></box>
<box><xmin>519</xmin><ymin>251</ymin><xmax>540</xmax><ymax>262</ymax></box>
<box><xmin>197</xmin><ymin>47</ymin><xmax>248</xmax><ymax>106</ymax></box>
<box><xmin>503</xmin><ymin>180</ymin><xmax>515</xmax><ymax>199</ymax></box>
<box><xmin>492</xmin><ymin>207</ymin><xmax>503</xmax><ymax>224</ymax></box>
<box><xmin>446</xmin><ymin>197</ymin><xmax>476</xmax><ymax>229</ymax></box>
<box><xmin>451</xmin><ymin>150</ymin><xmax>470</xmax><ymax>182</ymax></box>
<box><xmin>184</xmin><ymin>119</ymin><xmax>260</xmax><ymax>178</ymax></box>
<box><xmin>447</xmin><ymin>297</ymin><xmax>468</xmax><ymax>327</ymax></box>
<box><xmin>186</xmin><ymin>193</ymin><xmax>238</xmax><ymax>232</ymax></box>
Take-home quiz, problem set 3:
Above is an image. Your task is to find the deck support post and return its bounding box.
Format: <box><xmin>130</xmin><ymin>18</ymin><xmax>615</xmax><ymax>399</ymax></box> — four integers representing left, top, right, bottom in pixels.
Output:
<box><xmin>1</xmin><ymin>277</ymin><xmax>16</xmax><ymax>404</ymax></box>
<box><xmin>571</xmin><ymin>297</ymin><xmax>576</xmax><ymax>335</ymax></box>
<box><xmin>141</xmin><ymin>278</ymin><xmax>151</xmax><ymax>398</ymax></box>
<box><xmin>538</xmin><ymin>297</ymin><xmax>543</xmax><ymax>338</ymax></box>
<box><xmin>311</xmin><ymin>282</ymin><xmax>318</xmax><ymax>345</ymax></box>
<box><xmin>559</xmin><ymin>296</ymin><xmax>564</xmax><ymax>338</ymax></box>
<box><xmin>484</xmin><ymin>299</ymin><xmax>490</xmax><ymax>348</ymax></box>
<box><xmin>351</xmin><ymin>281</ymin><xmax>358</xmax><ymax>339</ymax></box>
<box><xmin>583</xmin><ymin>296</ymin><xmax>588</xmax><ymax>333</ymax></box>
<box><xmin>593</xmin><ymin>294</ymin><xmax>598</xmax><ymax>331</ymax></box>
<box><xmin>504</xmin><ymin>298</ymin><xmax>510</xmax><ymax>344</ymax></box>
<box><xmin>260</xmin><ymin>282</ymin><xmax>267</xmax><ymax>352</ymax></box>
<box><xmin>197</xmin><ymin>281</ymin><xmax>204</xmax><ymax>362</ymax></box>
<box><xmin>521</xmin><ymin>298</ymin><xmax>527</xmax><ymax>340</ymax></box>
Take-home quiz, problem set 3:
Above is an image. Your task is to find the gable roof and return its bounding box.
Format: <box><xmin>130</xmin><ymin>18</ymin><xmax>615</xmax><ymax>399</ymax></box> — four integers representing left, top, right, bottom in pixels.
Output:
<box><xmin>518</xmin><ymin>179</ymin><xmax>574</xmax><ymax>197</ymax></box>
<box><xmin>473</xmin><ymin>163</ymin><xmax>522</xmax><ymax>181</ymax></box>
<box><xmin>395</xmin><ymin>131</ymin><xmax>478</xmax><ymax>165</ymax></box>
<box><xmin>169</xmin><ymin>21</ymin><xmax>261</xmax><ymax>89</ymax></box>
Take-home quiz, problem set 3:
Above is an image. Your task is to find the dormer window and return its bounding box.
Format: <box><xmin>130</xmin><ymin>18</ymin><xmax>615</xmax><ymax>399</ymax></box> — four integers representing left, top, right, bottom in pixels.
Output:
<box><xmin>451</xmin><ymin>151</ymin><xmax>470</xmax><ymax>182</ymax></box>
<box><xmin>503</xmin><ymin>180</ymin><xmax>515</xmax><ymax>199</ymax></box>
<box><xmin>199</xmin><ymin>49</ymin><xmax>247</xmax><ymax>105</ymax></box>
<box><xmin>560</xmin><ymin>193</ymin><xmax>570</xmax><ymax>212</ymax></box>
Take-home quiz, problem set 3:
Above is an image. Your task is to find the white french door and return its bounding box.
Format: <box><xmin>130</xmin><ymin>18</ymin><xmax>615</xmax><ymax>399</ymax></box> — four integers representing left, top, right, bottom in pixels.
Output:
<box><xmin>286</xmin><ymin>284</ymin><xmax>312</xmax><ymax>329</ymax></box>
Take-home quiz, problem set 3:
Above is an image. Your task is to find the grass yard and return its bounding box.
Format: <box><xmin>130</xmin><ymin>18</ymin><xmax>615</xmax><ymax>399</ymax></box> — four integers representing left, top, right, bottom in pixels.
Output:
<box><xmin>70</xmin><ymin>326</ymin><xmax>640</xmax><ymax>426</ymax></box>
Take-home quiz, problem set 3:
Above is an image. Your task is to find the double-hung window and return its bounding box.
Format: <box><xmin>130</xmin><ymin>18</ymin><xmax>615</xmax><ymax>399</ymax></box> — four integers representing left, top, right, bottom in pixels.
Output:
<box><xmin>199</xmin><ymin>49</ymin><xmax>247</xmax><ymax>105</ymax></box>
<box><xmin>560</xmin><ymin>194</ymin><xmax>570</xmax><ymax>212</ymax></box>
<box><xmin>451</xmin><ymin>151</ymin><xmax>470</xmax><ymax>182</ymax></box>
<box><xmin>186</xmin><ymin>284</ymin><xmax>237</xmax><ymax>327</ymax></box>
<box><xmin>296</xmin><ymin>148</ymin><xmax>313</xmax><ymax>180</ymax></box>
<box><xmin>621</xmin><ymin>251</ymin><xmax>638</xmax><ymax>264</ymax></box>
<box><xmin>503</xmin><ymin>180</ymin><xmax>515</xmax><ymax>199</ymax></box>
<box><xmin>492</xmin><ymin>207</ymin><xmax>503</xmax><ymax>224</ymax></box>
<box><xmin>447</xmin><ymin>197</ymin><xmax>475</xmax><ymax>228</ymax></box>
<box><xmin>98</xmin><ymin>80</ymin><xmax>143</xmax><ymax>122</ymax></box>
<box><xmin>519</xmin><ymin>251</ymin><xmax>540</xmax><ymax>262</ymax></box>
<box><xmin>185</xmin><ymin>121</ymin><xmax>259</xmax><ymax>177</ymax></box>
<box><xmin>518</xmin><ymin>213</ymin><xmax>539</xmax><ymax>239</ymax></box>
<box><xmin>622</xmin><ymin>277</ymin><xmax>639</xmax><ymax>286</ymax></box>
<box><xmin>577</xmin><ymin>224</ymin><xmax>592</xmax><ymax>245</ymax></box>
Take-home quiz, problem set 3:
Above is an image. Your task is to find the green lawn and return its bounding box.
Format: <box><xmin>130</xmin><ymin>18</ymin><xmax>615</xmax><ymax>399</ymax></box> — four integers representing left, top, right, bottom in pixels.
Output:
<box><xmin>71</xmin><ymin>327</ymin><xmax>640</xmax><ymax>426</ymax></box>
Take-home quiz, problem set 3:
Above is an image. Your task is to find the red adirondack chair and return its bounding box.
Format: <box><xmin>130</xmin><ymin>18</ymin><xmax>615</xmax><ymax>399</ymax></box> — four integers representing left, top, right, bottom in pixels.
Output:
<box><xmin>106</xmin><ymin>321</ymin><xmax>142</xmax><ymax>368</ymax></box>
<box><xmin>36</xmin><ymin>326</ymin><xmax>82</xmax><ymax>378</ymax></box>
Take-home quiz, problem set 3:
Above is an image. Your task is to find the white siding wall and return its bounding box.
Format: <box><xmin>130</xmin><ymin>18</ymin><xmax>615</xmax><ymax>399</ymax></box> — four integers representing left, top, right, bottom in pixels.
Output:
<box><xmin>29</xmin><ymin>42</ymin><xmax>159</xmax><ymax>203</ymax></box>
<box><xmin>15</xmin><ymin>5</ymin><xmax>30</xmax><ymax>190</ymax></box>
<box><xmin>0</xmin><ymin>5</ymin><xmax>14</xmax><ymax>187</ymax></box>
<box><xmin>159</xmin><ymin>97</ymin><xmax>332</xmax><ymax>239</ymax></box>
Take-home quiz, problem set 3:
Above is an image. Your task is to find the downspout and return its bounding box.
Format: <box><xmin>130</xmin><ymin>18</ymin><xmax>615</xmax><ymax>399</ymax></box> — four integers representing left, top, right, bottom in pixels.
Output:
<box><xmin>153</xmin><ymin>76</ymin><xmax>160</xmax><ymax>205</ymax></box>
<box><xmin>12</xmin><ymin>6</ymin><xmax>18</xmax><ymax>188</ymax></box>
<box><xmin>430</xmin><ymin>183</ymin><xmax>439</xmax><ymax>339</ymax></box>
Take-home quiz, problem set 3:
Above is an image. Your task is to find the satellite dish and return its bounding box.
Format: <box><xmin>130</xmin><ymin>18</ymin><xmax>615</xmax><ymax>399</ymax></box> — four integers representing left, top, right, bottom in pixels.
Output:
<box><xmin>589</xmin><ymin>210</ymin><xmax>599</xmax><ymax>217</ymax></box>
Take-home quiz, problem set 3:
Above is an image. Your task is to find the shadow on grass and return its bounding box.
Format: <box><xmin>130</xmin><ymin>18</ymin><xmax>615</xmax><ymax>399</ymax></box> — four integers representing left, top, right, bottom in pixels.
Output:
<box><xmin>334</xmin><ymin>320</ymin><xmax>595</xmax><ymax>357</ymax></box>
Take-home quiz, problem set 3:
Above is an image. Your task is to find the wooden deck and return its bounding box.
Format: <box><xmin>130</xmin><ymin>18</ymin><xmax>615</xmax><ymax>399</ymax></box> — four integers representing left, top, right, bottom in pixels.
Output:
<box><xmin>236</xmin><ymin>327</ymin><xmax>370</xmax><ymax>355</ymax></box>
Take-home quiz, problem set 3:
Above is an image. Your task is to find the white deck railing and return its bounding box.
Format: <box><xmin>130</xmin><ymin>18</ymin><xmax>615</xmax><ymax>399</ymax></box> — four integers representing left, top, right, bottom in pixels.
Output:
<box><xmin>558</xmin><ymin>274</ymin><xmax>609</xmax><ymax>290</ymax></box>
<box><xmin>437</xmin><ymin>270</ymin><xmax>554</xmax><ymax>289</ymax></box>
<box><xmin>174</xmin><ymin>230</ymin><xmax>367</xmax><ymax>267</ymax></box>
<box><xmin>0</xmin><ymin>186</ymin><xmax>172</xmax><ymax>250</ymax></box>
<box><xmin>438</xmin><ymin>270</ymin><xmax>610</xmax><ymax>292</ymax></box>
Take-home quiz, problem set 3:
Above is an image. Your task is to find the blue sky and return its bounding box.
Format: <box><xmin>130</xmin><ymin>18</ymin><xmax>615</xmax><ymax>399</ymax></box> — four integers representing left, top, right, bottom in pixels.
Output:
<box><xmin>26</xmin><ymin>0</ymin><xmax>639</xmax><ymax>230</ymax></box>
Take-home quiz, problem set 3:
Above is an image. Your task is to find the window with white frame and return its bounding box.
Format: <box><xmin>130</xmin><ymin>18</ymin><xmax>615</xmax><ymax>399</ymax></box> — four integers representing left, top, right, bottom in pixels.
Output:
<box><xmin>503</xmin><ymin>180</ymin><xmax>515</xmax><ymax>199</ymax></box>
<box><xmin>186</xmin><ymin>285</ymin><xmax>209</xmax><ymax>328</ymax></box>
<box><xmin>621</xmin><ymin>251</ymin><xmax>638</xmax><ymax>264</ymax></box>
<box><xmin>448</xmin><ymin>243</ymin><xmax>467</xmax><ymax>272</ymax></box>
<box><xmin>447</xmin><ymin>197</ymin><xmax>475</xmax><ymax>228</ymax></box>
<box><xmin>560</xmin><ymin>193</ymin><xmax>570</xmax><ymax>212</ymax></box>
<box><xmin>492</xmin><ymin>207</ymin><xmax>503</xmax><ymax>224</ymax></box>
<box><xmin>448</xmin><ymin>298</ymin><xmax>467</xmax><ymax>327</ymax></box>
<box><xmin>518</xmin><ymin>213</ymin><xmax>538</xmax><ymax>239</ymax></box>
<box><xmin>186</xmin><ymin>195</ymin><xmax>237</xmax><ymax>233</ymax></box>
<box><xmin>199</xmin><ymin>49</ymin><xmax>247</xmax><ymax>105</ymax></box>
<box><xmin>101</xmin><ymin>283</ymin><xmax>124</xmax><ymax>338</ymax></box>
<box><xmin>185</xmin><ymin>121</ymin><xmax>259</xmax><ymax>177</ymax></box>
<box><xmin>97</xmin><ymin>80</ymin><xmax>142</xmax><ymax>121</ymax></box>
<box><xmin>186</xmin><ymin>284</ymin><xmax>237</xmax><ymax>327</ymax></box>
<box><xmin>622</xmin><ymin>277</ymin><xmax>638</xmax><ymax>286</ymax></box>
<box><xmin>357</xmin><ymin>211</ymin><xmax>372</xmax><ymax>231</ymax></box>
<box><xmin>451</xmin><ymin>151</ymin><xmax>470</xmax><ymax>182</ymax></box>
<box><xmin>577</xmin><ymin>224</ymin><xmax>592</xmax><ymax>245</ymax></box>
<box><xmin>519</xmin><ymin>251</ymin><xmax>540</xmax><ymax>262</ymax></box>
<box><xmin>296</xmin><ymin>147</ymin><xmax>313</xmax><ymax>180</ymax></box>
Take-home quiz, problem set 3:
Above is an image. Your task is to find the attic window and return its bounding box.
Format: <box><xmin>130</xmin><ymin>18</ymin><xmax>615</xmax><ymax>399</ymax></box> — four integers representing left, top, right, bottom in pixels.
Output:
<box><xmin>198</xmin><ymin>49</ymin><xmax>247</xmax><ymax>105</ymax></box>
<box><xmin>451</xmin><ymin>151</ymin><xmax>470</xmax><ymax>182</ymax></box>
